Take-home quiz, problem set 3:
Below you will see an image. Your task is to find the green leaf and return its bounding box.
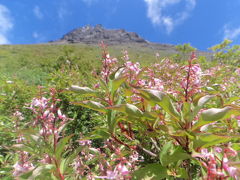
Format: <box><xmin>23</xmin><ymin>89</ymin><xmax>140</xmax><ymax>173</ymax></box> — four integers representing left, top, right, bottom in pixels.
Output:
<box><xmin>108</xmin><ymin>95</ymin><xmax>123</xmax><ymax>133</ymax></box>
<box><xmin>182</xmin><ymin>102</ymin><xmax>191</xmax><ymax>122</ymax></box>
<box><xmin>139</xmin><ymin>89</ymin><xmax>180</xmax><ymax>120</ymax></box>
<box><xmin>70</xmin><ymin>85</ymin><xmax>97</xmax><ymax>96</ymax></box>
<box><xmin>73</xmin><ymin>100</ymin><xmax>106</xmax><ymax>113</ymax></box>
<box><xmin>55</xmin><ymin>135</ymin><xmax>73</xmax><ymax>159</ymax></box>
<box><xmin>175</xmin><ymin>168</ymin><xmax>189</xmax><ymax>179</ymax></box>
<box><xmin>90</xmin><ymin>128</ymin><xmax>110</xmax><ymax>139</ymax></box>
<box><xmin>62</xmin><ymin>146</ymin><xmax>84</xmax><ymax>172</ymax></box>
<box><xmin>12</xmin><ymin>144</ymin><xmax>36</xmax><ymax>155</ymax></box>
<box><xmin>204</xmin><ymin>87</ymin><xmax>218</xmax><ymax>93</ymax></box>
<box><xmin>110</xmin><ymin>76</ymin><xmax>127</xmax><ymax>95</ymax></box>
<box><xmin>232</xmin><ymin>143</ymin><xmax>240</xmax><ymax>151</ymax></box>
<box><xmin>159</xmin><ymin>143</ymin><xmax>191</xmax><ymax>167</ymax></box>
<box><xmin>192</xmin><ymin>95</ymin><xmax>215</xmax><ymax>120</ymax></box>
<box><xmin>132</xmin><ymin>163</ymin><xmax>168</xmax><ymax>180</ymax></box>
<box><xmin>193</xmin><ymin>134</ymin><xmax>237</xmax><ymax>149</ymax></box>
<box><xmin>20</xmin><ymin>164</ymin><xmax>55</xmax><ymax>180</ymax></box>
<box><xmin>107</xmin><ymin>103</ymin><xmax>143</xmax><ymax>117</ymax></box>
<box><xmin>224</xmin><ymin>96</ymin><xmax>240</xmax><ymax>105</ymax></box>
<box><xmin>109</xmin><ymin>68</ymin><xmax>127</xmax><ymax>94</ymax></box>
<box><xmin>159</xmin><ymin>142</ymin><xmax>173</xmax><ymax>166</ymax></box>
<box><xmin>197</xmin><ymin>95</ymin><xmax>215</xmax><ymax>107</ymax></box>
<box><xmin>113</xmin><ymin>67</ymin><xmax>125</xmax><ymax>79</ymax></box>
<box><xmin>192</xmin><ymin>106</ymin><xmax>240</xmax><ymax>130</ymax></box>
<box><xmin>142</xmin><ymin>112</ymin><xmax>158</xmax><ymax>121</ymax></box>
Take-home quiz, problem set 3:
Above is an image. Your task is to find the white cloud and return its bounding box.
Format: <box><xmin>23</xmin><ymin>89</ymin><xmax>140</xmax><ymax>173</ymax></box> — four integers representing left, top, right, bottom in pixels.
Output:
<box><xmin>223</xmin><ymin>25</ymin><xmax>240</xmax><ymax>40</ymax></box>
<box><xmin>144</xmin><ymin>0</ymin><xmax>196</xmax><ymax>34</ymax></box>
<box><xmin>0</xmin><ymin>4</ymin><xmax>13</xmax><ymax>44</ymax></box>
<box><xmin>0</xmin><ymin>34</ymin><xmax>9</xmax><ymax>44</ymax></box>
<box><xmin>33</xmin><ymin>6</ymin><xmax>43</xmax><ymax>19</ymax></box>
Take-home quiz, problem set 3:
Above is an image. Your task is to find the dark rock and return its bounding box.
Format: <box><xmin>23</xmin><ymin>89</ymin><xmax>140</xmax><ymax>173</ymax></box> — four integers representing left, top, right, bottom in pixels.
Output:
<box><xmin>57</xmin><ymin>24</ymin><xmax>147</xmax><ymax>45</ymax></box>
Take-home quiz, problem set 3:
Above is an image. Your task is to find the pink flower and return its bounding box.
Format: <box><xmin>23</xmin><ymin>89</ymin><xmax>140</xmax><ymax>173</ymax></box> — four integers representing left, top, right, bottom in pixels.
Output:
<box><xmin>13</xmin><ymin>111</ymin><xmax>24</xmax><ymax>120</ymax></box>
<box><xmin>78</xmin><ymin>139</ymin><xmax>92</xmax><ymax>146</ymax></box>
<box><xmin>43</xmin><ymin>110</ymin><xmax>50</xmax><ymax>118</ymax></box>
<box><xmin>227</xmin><ymin>167</ymin><xmax>238</xmax><ymax>178</ymax></box>
<box><xmin>94</xmin><ymin>82</ymin><xmax>100</xmax><ymax>89</ymax></box>
<box><xmin>214</xmin><ymin>147</ymin><xmax>222</xmax><ymax>153</ymax></box>
<box><xmin>222</xmin><ymin>156</ymin><xmax>239</xmax><ymax>179</ymax></box>
<box><xmin>137</xmin><ymin>79</ymin><xmax>146</xmax><ymax>86</ymax></box>
<box><xmin>224</xmin><ymin>147</ymin><xmax>237</xmax><ymax>157</ymax></box>
<box><xmin>131</xmin><ymin>94</ymin><xmax>141</xmax><ymax>102</ymax></box>
<box><xmin>16</xmin><ymin>135</ymin><xmax>25</xmax><ymax>143</ymax></box>
<box><xmin>13</xmin><ymin>161</ymin><xmax>34</xmax><ymax>177</ymax></box>
<box><xmin>95</xmin><ymin>170</ymin><xmax>118</xmax><ymax>179</ymax></box>
<box><xmin>40</xmin><ymin>154</ymin><xmax>52</xmax><ymax>164</ymax></box>
<box><xmin>125</xmin><ymin>61</ymin><xmax>141</xmax><ymax>74</ymax></box>
<box><xmin>30</xmin><ymin>97</ymin><xmax>48</xmax><ymax>109</ymax></box>
<box><xmin>235</xmin><ymin>68</ymin><xmax>240</xmax><ymax>76</ymax></box>
<box><xmin>116</xmin><ymin>164</ymin><xmax>129</xmax><ymax>176</ymax></box>
<box><xmin>123</xmin><ymin>50</ymin><xmax>129</xmax><ymax>61</ymax></box>
<box><xmin>57</xmin><ymin>109</ymin><xmax>66</xmax><ymax>120</ymax></box>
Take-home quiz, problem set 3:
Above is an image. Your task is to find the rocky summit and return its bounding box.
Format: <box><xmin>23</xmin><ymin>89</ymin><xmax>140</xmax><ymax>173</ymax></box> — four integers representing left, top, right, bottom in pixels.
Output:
<box><xmin>57</xmin><ymin>24</ymin><xmax>148</xmax><ymax>44</ymax></box>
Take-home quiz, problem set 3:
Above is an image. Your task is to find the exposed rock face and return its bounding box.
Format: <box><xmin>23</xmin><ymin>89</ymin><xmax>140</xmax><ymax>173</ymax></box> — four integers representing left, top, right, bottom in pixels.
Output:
<box><xmin>59</xmin><ymin>24</ymin><xmax>147</xmax><ymax>44</ymax></box>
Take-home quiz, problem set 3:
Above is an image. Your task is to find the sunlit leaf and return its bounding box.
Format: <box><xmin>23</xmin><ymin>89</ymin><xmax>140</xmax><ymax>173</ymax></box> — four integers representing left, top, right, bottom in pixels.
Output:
<box><xmin>70</xmin><ymin>85</ymin><xmax>97</xmax><ymax>96</ymax></box>
<box><xmin>73</xmin><ymin>100</ymin><xmax>106</xmax><ymax>113</ymax></box>
<box><xmin>56</xmin><ymin>135</ymin><xmax>73</xmax><ymax>159</ymax></box>
<box><xmin>193</xmin><ymin>134</ymin><xmax>238</xmax><ymax>149</ymax></box>
<box><xmin>132</xmin><ymin>163</ymin><xmax>168</xmax><ymax>180</ymax></box>
<box><xmin>139</xmin><ymin>89</ymin><xmax>180</xmax><ymax>120</ymax></box>
<box><xmin>159</xmin><ymin>142</ymin><xmax>191</xmax><ymax>167</ymax></box>
<box><xmin>110</xmin><ymin>76</ymin><xmax>127</xmax><ymax>96</ymax></box>
<box><xmin>192</xmin><ymin>106</ymin><xmax>240</xmax><ymax>130</ymax></box>
<box><xmin>107</xmin><ymin>103</ymin><xmax>143</xmax><ymax>117</ymax></box>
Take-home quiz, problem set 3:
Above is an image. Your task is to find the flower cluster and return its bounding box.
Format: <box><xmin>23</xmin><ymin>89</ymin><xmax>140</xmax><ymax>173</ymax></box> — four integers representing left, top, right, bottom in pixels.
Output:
<box><xmin>197</xmin><ymin>147</ymin><xmax>239</xmax><ymax>179</ymax></box>
<box><xmin>12</xmin><ymin>88</ymin><xmax>70</xmax><ymax>178</ymax></box>
<box><xmin>73</xmin><ymin>139</ymin><xmax>140</xmax><ymax>180</ymax></box>
<box><xmin>12</xmin><ymin>111</ymin><xmax>34</xmax><ymax>177</ymax></box>
<box><xmin>28</xmin><ymin>89</ymin><xmax>69</xmax><ymax>138</ymax></box>
<box><xmin>181</xmin><ymin>61</ymin><xmax>202</xmax><ymax>101</ymax></box>
<box><xmin>13</xmin><ymin>151</ymin><xmax>34</xmax><ymax>177</ymax></box>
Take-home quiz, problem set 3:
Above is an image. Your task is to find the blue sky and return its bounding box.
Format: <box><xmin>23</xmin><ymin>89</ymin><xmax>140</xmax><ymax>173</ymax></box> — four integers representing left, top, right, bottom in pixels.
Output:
<box><xmin>0</xmin><ymin>0</ymin><xmax>240</xmax><ymax>50</ymax></box>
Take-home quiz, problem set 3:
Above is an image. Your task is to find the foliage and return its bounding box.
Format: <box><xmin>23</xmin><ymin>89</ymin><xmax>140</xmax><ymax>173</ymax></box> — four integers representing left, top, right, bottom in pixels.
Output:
<box><xmin>0</xmin><ymin>41</ymin><xmax>239</xmax><ymax>179</ymax></box>
<box><xmin>175</xmin><ymin>43</ymin><xmax>197</xmax><ymax>62</ymax></box>
<box><xmin>209</xmin><ymin>39</ymin><xmax>240</xmax><ymax>65</ymax></box>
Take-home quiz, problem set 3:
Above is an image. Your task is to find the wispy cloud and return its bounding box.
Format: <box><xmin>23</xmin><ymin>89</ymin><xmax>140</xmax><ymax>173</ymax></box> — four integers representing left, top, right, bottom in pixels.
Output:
<box><xmin>144</xmin><ymin>0</ymin><xmax>196</xmax><ymax>34</ymax></box>
<box><xmin>0</xmin><ymin>4</ymin><xmax>13</xmax><ymax>44</ymax></box>
<box><xmin>57</xmin><ymin>1</ymin><xmax>72</xmax><ymax>20</ymax></box>
<box><xmin>33</xmin><ymin>32</ymin><xmax>39</xmax><ymax>39</ymax></box>
<box><xmin>32</xmin><ymin>31</ymin><xmax>46</xmax><ymax>43</ymax></box>
<box><xmin>223</xmin><ymin>25</ymin><xmax>240</xmax><ymax>40</ymax></box>
<box><xmin>58</xmin><ymin>6</ymin><xmax>69</xmax><ymax>20</ymax></box>
<box><xmin>81</xmin><ymin>0</ymin><xmax>99</xmax><ymax>6</ymax></box>
<box><xmin>33</xmin><ymin>5</ymin><xmax>43</xmax><ymax>19</ymax></box>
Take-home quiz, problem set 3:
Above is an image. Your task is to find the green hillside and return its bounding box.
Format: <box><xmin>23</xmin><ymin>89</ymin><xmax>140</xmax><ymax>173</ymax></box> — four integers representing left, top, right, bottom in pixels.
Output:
<box><xmin>0</xmin><ymin>43</ymin><xmax>175</xmax><ymax>85</ymax></box>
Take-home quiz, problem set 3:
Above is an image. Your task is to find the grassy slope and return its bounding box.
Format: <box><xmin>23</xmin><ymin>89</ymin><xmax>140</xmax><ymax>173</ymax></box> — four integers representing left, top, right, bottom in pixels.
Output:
<box><xmin>0</xmin><ymin>43</ymin><xmax>174</xmax><ymax>85</ymax></box>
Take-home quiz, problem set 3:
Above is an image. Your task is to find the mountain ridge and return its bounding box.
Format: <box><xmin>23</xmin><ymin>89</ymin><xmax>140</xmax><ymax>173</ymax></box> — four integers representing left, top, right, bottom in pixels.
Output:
<box><xmin>51</xmin><ymin>24</ymin><xmax>211</xmax><ymax>58</ymax></box>
<box><xmin>55</xmin><ymin>24</ymin><xmax>148</xmax><ymax>45</ymax></box>
<box><xmin>51</xmin><ymin>24</ymin><xmax>179</xmax><ymax>53</ymax></box>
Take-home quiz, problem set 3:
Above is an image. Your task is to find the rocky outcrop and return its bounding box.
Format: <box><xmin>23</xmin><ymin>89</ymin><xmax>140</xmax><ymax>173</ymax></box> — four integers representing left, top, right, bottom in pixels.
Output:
<box><xmin>58</xmin><ymin>24</ymin><xmax>147</xmax><ymax>44</ymax></box>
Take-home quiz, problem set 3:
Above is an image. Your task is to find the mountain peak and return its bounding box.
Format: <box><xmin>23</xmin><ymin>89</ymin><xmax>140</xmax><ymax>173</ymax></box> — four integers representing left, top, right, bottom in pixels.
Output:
<box><xmin>57</xmin><ymin>24</ymin><xmax>148</xmax><ymax>44</ymax></box>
